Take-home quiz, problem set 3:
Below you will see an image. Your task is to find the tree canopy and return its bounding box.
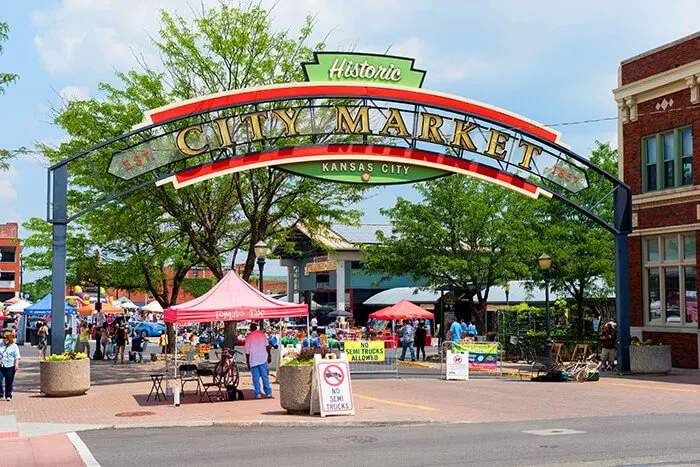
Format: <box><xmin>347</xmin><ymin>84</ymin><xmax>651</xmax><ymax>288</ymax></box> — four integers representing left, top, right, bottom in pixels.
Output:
<box><xmin>24</xmin><ymin>4</ymin><xmax>364</xmax><ymax>347</ymax></box>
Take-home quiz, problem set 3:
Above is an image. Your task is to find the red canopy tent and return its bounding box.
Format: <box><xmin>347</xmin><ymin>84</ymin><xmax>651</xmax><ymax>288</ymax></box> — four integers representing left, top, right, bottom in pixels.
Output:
<box><xmin>369</xmin><ymin>300</ymin><xmax>434</xmax><ymax>321</ymax></box>
<box><xmin>164</xmin><ymin>271</ymin><xmax>308</xmax><ymax>323</ymax></box>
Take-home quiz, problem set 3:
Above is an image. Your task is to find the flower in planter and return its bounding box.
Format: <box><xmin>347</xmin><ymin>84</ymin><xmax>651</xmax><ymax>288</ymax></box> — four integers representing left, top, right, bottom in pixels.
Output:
<box><xmin>44</xmin><ymin>352</ymin><xmax>88</xmax><ymax>361</ymax></box>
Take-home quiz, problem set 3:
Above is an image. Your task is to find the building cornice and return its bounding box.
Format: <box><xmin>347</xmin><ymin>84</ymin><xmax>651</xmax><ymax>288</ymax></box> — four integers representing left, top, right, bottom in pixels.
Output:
<box><xmin>613</xmin><ymin>61</ymin><xmax>700</xmax><ymax>123</ymax></box>
<box><xmin>632</xmin><ymin>186</ymin><xmax>700</xmax><ymax>209</ymax></box>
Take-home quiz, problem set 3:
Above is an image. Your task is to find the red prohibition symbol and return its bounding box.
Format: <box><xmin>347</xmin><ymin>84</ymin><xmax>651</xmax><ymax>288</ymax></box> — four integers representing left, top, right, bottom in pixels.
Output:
<box><xmin>323</xmin><ymin>364</ymin><xmax>345</xmax><ymax>387</ymax></box>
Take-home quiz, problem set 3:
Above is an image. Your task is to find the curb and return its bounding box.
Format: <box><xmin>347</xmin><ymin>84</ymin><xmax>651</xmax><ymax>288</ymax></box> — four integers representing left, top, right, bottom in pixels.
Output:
<box><xmin>87</xmin><ymin>419</ymin><xmax>460</xmax><ymax>431</ymax></box>
<box><xmin>398</xmin><ymin>361</ymin><xmax>431</xmax><ymax>369</ymax></box>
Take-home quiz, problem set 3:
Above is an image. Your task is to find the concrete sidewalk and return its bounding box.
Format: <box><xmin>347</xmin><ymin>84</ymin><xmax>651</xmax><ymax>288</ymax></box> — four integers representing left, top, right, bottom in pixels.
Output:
<box><xmin>3</xmin><ymin>355</ymin><xmax>698</xmax><ymax>433</ymax></box>
<box><xmin>2</xmin><ymin>355</ymin><xmax>700</xmax><ymax>466</ymax></box>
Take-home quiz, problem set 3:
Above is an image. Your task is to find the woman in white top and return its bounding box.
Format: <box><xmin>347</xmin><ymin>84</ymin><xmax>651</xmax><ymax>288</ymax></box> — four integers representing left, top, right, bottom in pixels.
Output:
<box><xmin>0</xmin><ymin>331</ymin><xmax>21</xmax><ymax>401</ymax></box>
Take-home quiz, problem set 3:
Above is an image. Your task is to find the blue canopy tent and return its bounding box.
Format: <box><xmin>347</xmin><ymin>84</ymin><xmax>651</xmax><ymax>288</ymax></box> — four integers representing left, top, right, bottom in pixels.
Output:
<box><xmin>24</xmin><ymin>293</ymin><xmax>76</xmax><ymax>316</ymax></box>
<box><xmin>23</xmin><ymin>294</ymin><xmax>77</xmax><ymax>350</ymax></box>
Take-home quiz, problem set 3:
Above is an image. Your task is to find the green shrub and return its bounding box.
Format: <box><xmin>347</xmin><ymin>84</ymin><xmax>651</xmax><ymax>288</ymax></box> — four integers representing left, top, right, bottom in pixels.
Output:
<box><xmin>44</xmin><ymin>352</ymin><xmax>87</xmax><ymax>361</ymax></box>
<box><xmin>632</xmin><ymin>338</ymin><xmax>663</xmax><ymax>347</ymax></box>
<box><xmin>283</xmin><ymin>347</ymin><xmax>334</xmax><ymax>365</ymax></box>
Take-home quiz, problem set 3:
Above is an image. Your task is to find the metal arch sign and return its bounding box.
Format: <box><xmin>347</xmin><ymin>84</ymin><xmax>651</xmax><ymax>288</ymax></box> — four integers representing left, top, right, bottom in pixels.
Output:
<box><xmin>54</xmin><ymin>51</ymin><xmax>626</xmax><ymax>232</ymax></box>
<box><xmin>103</xmin><ymin>79</ymin><xmax>597</xmax><ymax>200</ymax></box>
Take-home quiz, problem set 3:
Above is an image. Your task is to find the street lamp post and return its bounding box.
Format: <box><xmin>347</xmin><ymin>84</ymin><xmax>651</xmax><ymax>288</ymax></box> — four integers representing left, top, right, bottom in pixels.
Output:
<box><xmin>538</xmin><ymin>254</ymin><xmax>552</xmax><ymax>360</ymax></box>
<box><xmin>254</xmin><ymin>241</ymin><xmax>267</xmax><ymax>292</ymax></box>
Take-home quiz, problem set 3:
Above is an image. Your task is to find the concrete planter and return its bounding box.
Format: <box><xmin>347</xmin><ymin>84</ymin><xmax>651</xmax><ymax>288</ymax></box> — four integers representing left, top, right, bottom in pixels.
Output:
<box><xmin>278</xmin><ymin>364</ymin><xmax>313</xmax><ymax>413</ymax></box>
<box><xmin>40</xmin><ymin>358</ymin><xmax>91</xmax><ymax>397</ymax></box>
<box><xmin>630</xmin><ymin>345</ymin><xmax>672</xmax><ymax>374</ymax></box>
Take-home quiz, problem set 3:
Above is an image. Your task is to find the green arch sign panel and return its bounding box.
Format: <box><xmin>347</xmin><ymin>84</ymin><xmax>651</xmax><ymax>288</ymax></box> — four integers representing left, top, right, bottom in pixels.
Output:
<box><xmin>281</xmin><ymin>160</ymin><xmax>448</xmax><ymax>184</ymax></box>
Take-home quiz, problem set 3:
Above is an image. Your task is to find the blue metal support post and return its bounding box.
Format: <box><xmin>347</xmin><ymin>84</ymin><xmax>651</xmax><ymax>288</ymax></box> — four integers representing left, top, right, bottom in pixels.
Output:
<box><xmin>50</xmin><ymin>165</ymin><xmax>68</xmax><ymax>355</ymax></box>
<box><xmin>614</xmin><ymin>187</ymin><xmax>632</xmax><ymax>372</ymax></box>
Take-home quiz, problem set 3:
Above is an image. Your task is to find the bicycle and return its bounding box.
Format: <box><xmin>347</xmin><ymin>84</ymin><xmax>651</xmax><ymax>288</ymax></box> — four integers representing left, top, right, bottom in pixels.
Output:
<box><xmin>564</xmin><ymin>354</ymin><xmax>600</xmax><ymax>382</ymax></box>
<box><xmin>508</xmin><ymin>335</ymin><xmax>537</xmax><ymax>364</ymax></box>
<box><xmin>214</xmin><ymin>348</ymin><xmax>242</xmax><ymax>389</ymax></box>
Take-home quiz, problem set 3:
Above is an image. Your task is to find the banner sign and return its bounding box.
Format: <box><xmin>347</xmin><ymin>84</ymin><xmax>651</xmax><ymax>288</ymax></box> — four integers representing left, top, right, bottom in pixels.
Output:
<box><xmin>446</xmin><ymin>350</ymin><xmax>469</xmax><ymax>380</ymax></box>
<box><xmin>304</xmin><ymin>260</ymin><xmax>337</xmax><ymax>276</ymax></box>
<box><xmin>452</xmin><ymin>342</ymin><xmax>498</xmax><ymax>371</ymax></box>
<box><xmin>311</xmin><ymin>354</ymin><xmax>355</xmax><ymax>417</ymax></box>
<box><xmin>302</xmin><ymin>52</ymin><xmax>426</xmax><ymax>88</ymax></box>
<box><xmin>344</xmin><ymin>341</ymin><xmax>385</xmax><ymax>362</ymax></box>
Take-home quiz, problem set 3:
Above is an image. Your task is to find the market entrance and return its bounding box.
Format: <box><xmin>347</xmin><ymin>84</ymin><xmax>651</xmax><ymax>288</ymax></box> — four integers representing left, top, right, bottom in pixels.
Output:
<box><xmin>47</xmin><ymin>52</ymin><xmax>632</xmax><ymax>369</ymax></box>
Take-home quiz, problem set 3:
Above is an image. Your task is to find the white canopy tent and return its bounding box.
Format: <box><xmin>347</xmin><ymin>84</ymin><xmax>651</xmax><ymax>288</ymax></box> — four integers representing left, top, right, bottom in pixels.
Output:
<box><xmin>7</xmin><ymin>299</ymin><xmax>32</xmax><ymax>313</ymax></box>
<box><xmin>143</xmin><ymin>300</ymin><xmax>164</xmax><ymax>313</ymax></box>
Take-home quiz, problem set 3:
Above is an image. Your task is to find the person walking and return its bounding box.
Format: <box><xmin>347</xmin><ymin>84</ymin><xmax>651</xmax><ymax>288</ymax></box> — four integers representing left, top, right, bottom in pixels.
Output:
<box><xmin>399</xmin><ymin>320</ymin><xmax>416</xmax><ymax>362</ymax></box>
<box><xmin>244</xmin><ymin>322</ymin><xmax>273</xmax><ymax>399</ymax></box>
<box><xmin>37</xmin><ymin>321</ymin><xmax>49</xmax><ymax>359</ymax></box>
<box><xmin>466</xmin><ymin>321</ymin><xmax>478</xmax><ymax>341</ymax></box>
<box><xmin>599</xmin><ymin>319</ymin><xmax>617</xmax><ymax>371</ymax></box>
<box><xmin>100</xmin><ymin>325</ymin><xmax>110</xmax><ymax>360</ymax></box>
<box><xmin>414</xmin><ymin>322</ymin><xmax>427</xmax><ymax>361</ymax></box>
<box><xmin>79</xmin><ymin>323</ymin><xmax>91</xmax><ymax>358</ymax></box>
<box><xmin>0</xmin><ymin>331</ymin><xmax>21</xmax><ymax>401</ymax></box>
<box><xmin>114</xmin><ymin>323</ymin><xmax>129</xmax><ymax>364</ymax></box>
<box><xmin>448</xmin><ymin>316</ymin><xmax>463</xmax><ymax>343</ymax></box>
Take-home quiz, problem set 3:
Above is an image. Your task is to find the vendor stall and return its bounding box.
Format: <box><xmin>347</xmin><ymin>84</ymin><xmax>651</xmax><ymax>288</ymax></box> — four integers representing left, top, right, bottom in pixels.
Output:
<box><xmin>163</xmin><ymin>271</ymin><xmax>308</xmax><ymax>405</ymax></box>
<box><xmin>369</xmin><ymin>300</ymin><xmax>435</xmax><ymax>347</ymax></box>
<box><xmin>77</xmin><ymin>302</ymin><xmax>123</xmax><ymax>316</ymax></box>
<box><xmin>24</xmin><ymin>294</ymin><xmax>78</xmax><ymax>346</ymax></box>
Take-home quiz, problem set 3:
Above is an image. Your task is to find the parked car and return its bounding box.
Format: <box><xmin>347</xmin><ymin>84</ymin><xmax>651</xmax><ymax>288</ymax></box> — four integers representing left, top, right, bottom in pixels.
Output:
<box><xmin>131</xmin><ymin>321</ymin><xmax>166</xmax><ymax>338</ymax></box>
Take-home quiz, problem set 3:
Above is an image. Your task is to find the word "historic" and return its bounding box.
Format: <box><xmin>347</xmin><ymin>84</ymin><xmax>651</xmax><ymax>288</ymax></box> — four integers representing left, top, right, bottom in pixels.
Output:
<box><xmin>328</xmin><ymin>58</ymin><xmax>402</xmax><ymax>82</ymax></box>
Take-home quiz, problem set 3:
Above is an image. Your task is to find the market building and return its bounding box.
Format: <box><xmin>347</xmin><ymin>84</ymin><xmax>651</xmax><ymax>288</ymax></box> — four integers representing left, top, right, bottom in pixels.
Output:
<box><xmin>613</xmin><ymin>31</ymin><xmax>700</xmax><ymax>369</ymax></box>
<box><xmin>276</xmin><ymin>224</ymin><xmax>426</xmax><ymax>323</ymax></box>
<box><xmin>0</xmin><ymin>223</ymin><xmax>21</xmax><ymax>302</ymax></box>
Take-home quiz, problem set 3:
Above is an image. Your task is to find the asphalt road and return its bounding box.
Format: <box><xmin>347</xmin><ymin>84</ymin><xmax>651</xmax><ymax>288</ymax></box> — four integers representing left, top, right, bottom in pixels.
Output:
<box><xmin>78</xmin><ymin>413</ymin><xmax>700</xmax><ymax>466</ymax></box>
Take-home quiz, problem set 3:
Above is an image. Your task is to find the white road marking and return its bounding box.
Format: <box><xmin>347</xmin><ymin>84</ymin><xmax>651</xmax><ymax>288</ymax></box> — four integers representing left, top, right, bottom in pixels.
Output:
<box><xmin>67</xmin><ymin>431</ymin><xmax>101</xmax><ymax>466</ymax></box>
<box><xmin>523</xmin><ymin>428</ymin><xmax>586</xmax><ymax>436</ymax></box>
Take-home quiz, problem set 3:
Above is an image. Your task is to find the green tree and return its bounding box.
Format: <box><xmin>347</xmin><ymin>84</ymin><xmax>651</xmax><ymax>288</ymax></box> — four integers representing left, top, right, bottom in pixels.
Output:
<box><xmin>0</xmin><ymin>21</ymin><xmax>18</xmax><ymax>94</ymax></box>
<box><xmin>362</xmin><ymin>176</ymin><xmax>536</xmax><ymax>330</ymax></box>
<box><xmin>0</xmin><ymin>20</ymin><xmax>19</xmax><ymax>171</ymax></box>
<box><xmin>530</xmin><ymin>141</ymin><xmax>617</xmax><ymax>338</ymax></box>
<box><xmin>27</xmin><ymin>3</ymin><xmax>364</xmax><ymax>348</ymax></box>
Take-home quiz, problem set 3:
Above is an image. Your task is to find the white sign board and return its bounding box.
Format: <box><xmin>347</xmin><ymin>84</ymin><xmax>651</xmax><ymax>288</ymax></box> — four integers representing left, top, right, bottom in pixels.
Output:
<box><xmin>446</xmin><ymin>350</ymin><xmax>469</xmax><ymax>380</ymax></box>
<box><xmin>311</xmin><ymin>354</ymin><xmax>355</xmax><ymax>417</ymax></box>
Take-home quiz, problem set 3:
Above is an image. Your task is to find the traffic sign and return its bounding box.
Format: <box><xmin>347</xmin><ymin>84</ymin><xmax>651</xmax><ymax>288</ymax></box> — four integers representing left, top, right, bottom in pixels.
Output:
<box><xmin>311</xmin><ymin>354</ymin><xmax>355</xmax><ymax>417</ymax></box>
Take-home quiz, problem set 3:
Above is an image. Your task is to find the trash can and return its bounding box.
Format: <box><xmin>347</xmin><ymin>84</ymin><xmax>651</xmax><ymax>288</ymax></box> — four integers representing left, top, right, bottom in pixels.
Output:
<box><xmin>29</xmin><ymin>329</ymin><xmax>40</xmax><ymax>346</ymax></box>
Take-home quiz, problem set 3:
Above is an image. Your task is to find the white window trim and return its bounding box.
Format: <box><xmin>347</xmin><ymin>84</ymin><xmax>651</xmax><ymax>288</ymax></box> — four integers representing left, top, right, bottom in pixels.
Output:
<box><xmin>643</xmin><ymin>233</ymin><xmax>697</xmax><ymax>327</ymax></box>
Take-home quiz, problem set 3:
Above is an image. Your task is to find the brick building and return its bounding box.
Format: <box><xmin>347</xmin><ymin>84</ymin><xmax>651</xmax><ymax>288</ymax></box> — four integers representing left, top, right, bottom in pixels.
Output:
<box><xmin>0</xmin><ymin>223</ymin><xmax>21</xmax><ymax>302</ymax></box>
<box><xmin>613</xmin><ymin>32</ymin><xmax>700</xmax><ymax>369</ymax></box>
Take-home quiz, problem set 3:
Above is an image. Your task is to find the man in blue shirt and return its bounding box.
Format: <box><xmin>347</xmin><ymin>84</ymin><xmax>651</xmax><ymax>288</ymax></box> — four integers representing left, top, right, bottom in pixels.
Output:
<box><xmin>460</xmin><ymin>319</ymin><xmax>468</xmax><ymax>337</ymax></box>
<box><xmin>449</xmin><ymin>317</ymin><xmax>463</xmax><ymax>343</ymax></box>
<box><xmin>467</xmin><ymin>321</ymin><xmax>478</xmax><ymax>340</ymax></box>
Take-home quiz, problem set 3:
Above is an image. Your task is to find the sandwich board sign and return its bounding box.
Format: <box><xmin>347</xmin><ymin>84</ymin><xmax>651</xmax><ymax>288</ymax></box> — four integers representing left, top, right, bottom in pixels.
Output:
<box><xmin>446</xmin><ymin>350</ymin><xmax>470</xmax><ymax>380</ymax></box>
<box><xmin>310</xmin><ymin>353</ymin><xmax>355</xmax><ymax>417</ymax></box>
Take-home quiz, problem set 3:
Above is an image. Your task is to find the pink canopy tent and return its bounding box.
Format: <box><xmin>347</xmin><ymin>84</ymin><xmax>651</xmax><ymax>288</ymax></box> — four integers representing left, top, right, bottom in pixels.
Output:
<box><xmin>164</xmin><ymin>271</ymin><xmax>308</xmax><ymax>323</ymax></box>
<box><xmin>369</xmin><ymin>300</ymin><xmax>434</xmax><ymax>321</ymax></box>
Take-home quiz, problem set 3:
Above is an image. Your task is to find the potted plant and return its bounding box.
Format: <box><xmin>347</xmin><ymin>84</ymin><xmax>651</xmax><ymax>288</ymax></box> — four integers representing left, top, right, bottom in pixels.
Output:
<box><xmin>40</xmin><ymin>351</ymin><xmax>91</xmax><ymax>397</ymax></box>
<box><xmin>278</xmin><ymin>348</ymin><xmax>333</xmax><ymax>413</ymax></box>
<box><xmin>630</xmin><ymin>339</ymin><xmax>672</xmax><ymax>374</ymax></box>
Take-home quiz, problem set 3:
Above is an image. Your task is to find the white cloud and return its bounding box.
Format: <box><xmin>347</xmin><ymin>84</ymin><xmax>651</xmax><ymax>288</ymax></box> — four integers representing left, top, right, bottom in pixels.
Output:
<box><xmin>59</xmin><ymin>85</ymin><xmax>90</xmax><ymax>102</ymax></box>
<box><xmin>0</xmin><ymin>167</ymin><xmax>19</xmax><ymax>201</ymax></box>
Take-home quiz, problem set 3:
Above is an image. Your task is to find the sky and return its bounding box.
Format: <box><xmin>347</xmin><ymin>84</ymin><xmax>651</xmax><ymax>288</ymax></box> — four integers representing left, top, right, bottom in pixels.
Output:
<box><xmin>1</xmin><ymin>0</ymin><xmax>699</xmax><ymax>282</ymax></box>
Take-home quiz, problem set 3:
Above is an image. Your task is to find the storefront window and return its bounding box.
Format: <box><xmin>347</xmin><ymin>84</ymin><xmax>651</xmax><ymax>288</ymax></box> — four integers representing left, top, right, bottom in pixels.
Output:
<box><xmin>664</xmin><ymin>268</ymin><xmax>680</xmax><ymax>323</ymax></box>
<box><xmin>684</xmin><ymin>267</ymin><xmax>697</xmax><ymax>324</ymax></box>
<box><xmin>647</xmin><ymin>268</ymin><xmax>661</xmax><ymax>321</ymax></box>
<box><xmin>664</xmin><ymin>237</ymin><xmax>678</xmax><ymax>261</ymax></box>
<box><xmin>647</xmin><ymin>238</ymin><xmax>659</xmax><ymax>262</ymax></box>
<box><xmin>644</xmin><ymin>233</ymin><xmax>696</xmax><ymax>326</ymax></box>
<box><xmin>684</xmin><ymin>235</ymin><xmax>696</xmax><ymax>260</ymax></box>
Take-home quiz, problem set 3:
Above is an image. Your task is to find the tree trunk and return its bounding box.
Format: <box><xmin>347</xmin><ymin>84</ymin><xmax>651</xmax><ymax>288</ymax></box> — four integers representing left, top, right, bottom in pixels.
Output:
<box><xmin>576</xmin><ymin>292</ymin><xmax>585</xmax><ymax>339</ymax></box>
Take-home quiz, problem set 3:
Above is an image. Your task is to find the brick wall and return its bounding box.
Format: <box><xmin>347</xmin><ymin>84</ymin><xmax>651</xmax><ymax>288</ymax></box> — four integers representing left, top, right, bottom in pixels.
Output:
<box><xmin>621</xmin><ymin>33</ymin><xmax>700</xmax><ymax>85</ymax></box>
<box><xmin>623</xmin><ymin>88</ymin><xmax>700</xmax><ymax>195</ymax></box>
<box><xmin>642</xmin><ymin>331</ymin><xmax>699</xmax><ymax>369</ymax></box>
